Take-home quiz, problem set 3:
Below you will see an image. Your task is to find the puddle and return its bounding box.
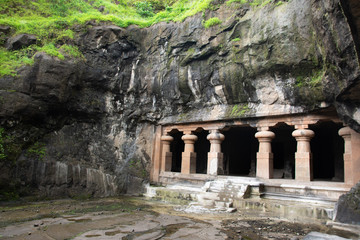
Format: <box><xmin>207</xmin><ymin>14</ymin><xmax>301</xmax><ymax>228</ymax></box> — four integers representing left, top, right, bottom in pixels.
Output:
<box><xmin>121</xmin><ymin>228</ymin><xmax>165</xmax><ymax>240</ymax></box>
<box><xmin>163</xmin><ymin>223</ymin><xmax>188</xmax><ymax>237</ymax></box>
<box><xmin>105</xmin><ymin>230</ymin><xmax>123</xmax><ymax>236</ymax></box>
<box><xmin>85</xmin><ymin>234</ymin><xmax>102</xmax><ymax>237</ymax></box>
<box><xmin>67</xmin><ymin>218</ymin><xmax>92</xmax><ymax>222</ymax></box>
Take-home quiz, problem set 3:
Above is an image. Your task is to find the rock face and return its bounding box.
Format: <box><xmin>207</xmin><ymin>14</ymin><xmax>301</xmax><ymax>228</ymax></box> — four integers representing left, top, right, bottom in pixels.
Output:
<box><xmin>334</xmin><ymin>182</ymin><xmax>360</xmax><ymax>224</ymax></box>
<box><xmin>0</xmin><ymin>0</ymin><xmax>359</xmax><ymax>198</ymax></box>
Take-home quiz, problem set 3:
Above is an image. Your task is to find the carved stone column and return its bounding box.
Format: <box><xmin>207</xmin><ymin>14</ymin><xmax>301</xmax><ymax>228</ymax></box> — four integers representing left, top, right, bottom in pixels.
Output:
<box><xmin>207</xmin><ymin>129</ymin><xmax>225</xmax><ymax>175</ymax></box>
<box><xmin>161</xmin><ymin>135</ymin><xmax>174</xmax><ymax>172</ymax></box>
<box><xmin>181</xmin><ymin>133</ymin><xmax>198</xmax><ymax>174</ymax></box>
<box><xmin>339</xmin><ymin>127</ymin><xmax>352</xmax><ymax>184</ymax></box>
<box><xmin>292</xmin><ymin>128</ymin><xmax>315</xmax><ymax>181</ymax></box>
<box><xmin>255</xmin><ymin>130</ymin><xmax>275</xmax><ymax>179</ymax></box>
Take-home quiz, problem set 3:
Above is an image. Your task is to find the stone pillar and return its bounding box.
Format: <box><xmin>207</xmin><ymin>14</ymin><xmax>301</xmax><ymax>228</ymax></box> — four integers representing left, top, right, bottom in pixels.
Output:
<box><xmin>207</xmin><ymin>129</ymin><xmax>225</xmax><ymax>175</ymax></box>
<box><xmin>255</xmin><ymin>130</ymin><xmax>275</xmax><ymax>179</ymax></box>
<box><xmin>339</xmin><ymin>127</ymin><xmax>352</xmax><ymax>184</ymax></box>
<box><xmin>161</xmin><ymin>135</ymin><xmax>174</xmax><ymax>172</ymax></box>
<box><xmin>292</xmin><ymin>128</ymin><xmax>315</xmax><ymax>181</ymax></box>
<box><xmin>181</xmin><ymin>133</ymin><xmax>198</xmax><ymax>174</ymax></box>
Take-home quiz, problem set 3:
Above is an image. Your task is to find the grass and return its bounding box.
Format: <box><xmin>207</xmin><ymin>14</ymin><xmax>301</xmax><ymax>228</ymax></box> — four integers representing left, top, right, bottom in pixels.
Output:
<box><xmin>0</xmin><ymin>0</ymin><xmax>218</xmax><ymax>77</ymax></box>
<box><xmin>295</xmin><ymin>68</ymin><xmax>326</xmax><ymax>88</ymax></box>
<box><xmin>226</xmin><ymin>0</ymin><xmax>280</xmax><ymax>7</ymax></box>
<box><xmin>203</xmin><ymin>17</ymin><xmax>222</xmax><ymax>28</ymax></box>
<box><xmin>0</xmin><ymin>0</ymin><xmax>285</xmax><ymax>77</ymax></box>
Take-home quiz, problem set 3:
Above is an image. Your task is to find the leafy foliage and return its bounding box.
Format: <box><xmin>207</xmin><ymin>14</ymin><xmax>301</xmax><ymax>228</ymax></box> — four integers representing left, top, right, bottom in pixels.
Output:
<box><xmin>27</xmin><ymin>142</ymin><xmax>46</xmax><ymax>161</ymax></box>
<box><xmin>135</xmin><ymin>1</ymin><xmax>154</xmax><ymax>17</ymax></box>
<box><xmin>203</xmin><ymin>17</ymin><xmax>222</xmax><ymax>28</ymax></box>
<box><xmin>0</xmin><ymin>128</ymin><xmax>6</xmax><ymax>160</ymax></box>
<box><xmin>226</xmin><ymin>0</ymin><xmax>282</xmax><ymax>7</ymax></box>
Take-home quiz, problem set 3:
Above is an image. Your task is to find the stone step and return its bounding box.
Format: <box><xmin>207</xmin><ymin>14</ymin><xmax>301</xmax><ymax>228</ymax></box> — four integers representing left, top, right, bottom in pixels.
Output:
<box><xmin>233</xmin><ymin>198</ymin><xmax>334</xmax><ymax>223</ymax></box>
<box><xmin>262</xmin><ymin>192</ymin><xmax>338</xmax><ymax>204</ymax></box>
<box><xmin>214</xmin><ymin>200</ymin><xmax>233</xmax><ymax>208</ymax></box>
<box><xmin>199</xmin><ymin>191</ymin><xmax>220</xmax><ymax>201</ymax></box>
<box><xmin>145</xmin><ymin>183</ymin><xmax>336</xmax><ymax>223</ymax></box>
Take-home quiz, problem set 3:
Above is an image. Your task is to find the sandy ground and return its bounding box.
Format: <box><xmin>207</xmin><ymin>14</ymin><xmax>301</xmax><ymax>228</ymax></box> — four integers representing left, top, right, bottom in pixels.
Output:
<box><xmin>0</xmin><ymin>197</ymin><xmax>358</xmax><ymax>240</ymax></box>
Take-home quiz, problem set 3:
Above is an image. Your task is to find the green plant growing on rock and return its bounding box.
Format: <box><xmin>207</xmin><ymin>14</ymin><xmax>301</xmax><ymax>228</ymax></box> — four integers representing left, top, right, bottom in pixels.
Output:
<box><xmin>229</xmin><ymin>104</ymin><xmax>250</xmax><ymax>117</ymax></box>
<box><xmin>0</xmin><ymin>130</ymin><xmax>23</xmax><ymax>165</ymax></box>
<box><xmin>227</xmin><ymin>0</ymin><xmax>247</xmax><ymax>5</ymax></box>
<box><xmin>0</xmin><ymin>128</ymin><xmax>6</xmax><ymax>160</ymax></box>
<box><xmin>0</xmin><ymin>48</ymin><xmax>34</xmax><ymax>77</ymax></box>
<box><xmin>134</xmin><ymin>1</ymin><xmax>154</xmax><ymax>17</ymax></box>
<box><xmin>0</xmin><ymin>0</ymin><xmax>219</xmax><ymax>77</ymax></box>
<box><xmin>129</xmin><ymin>158</ymin><xmax>148</xmax><ymax>179</ymax></box>
<box><xmin>226</xmin><ymin>0</ymin><xmax>282</xmax><ymax>7</ymax></box>
<box><xmin>204</xmin><ymin>17</ymin><xmax>222</xmax><ymax>28</ymax></box>
<box><xmin>27</xmin><ymin>142</ymin><xmax>46</xmax><ymax>161</ymax></box>
<box><xmin>295</xmin><ymin>68</ymin><xmax>325</xmax><ymax>88</ymax></box>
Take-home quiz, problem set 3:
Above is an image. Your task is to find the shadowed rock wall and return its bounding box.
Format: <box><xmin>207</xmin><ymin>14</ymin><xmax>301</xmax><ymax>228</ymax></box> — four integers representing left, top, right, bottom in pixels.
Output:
<box><xmin>0</xmin><ymin>0</ymin><xmax>359</xmax><ymax>198</ymax></box>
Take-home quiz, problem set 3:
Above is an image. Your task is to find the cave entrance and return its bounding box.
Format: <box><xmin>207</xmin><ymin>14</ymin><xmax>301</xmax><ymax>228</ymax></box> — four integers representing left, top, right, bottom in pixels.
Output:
<box><xmin>194</xmin><ymin>128</ymin><xmax>210</xmax><ymax>174</ymax></box>
<box><xmin>222</xmin><ymin>126</ymin><xmax>258</xmax><ymax>176</ymax></box>
<box><xmin>271</xmin><ymin>123</ymin><xmax>296</xmax><ymax>179</ymax></box>
<box><xmin>310</xmin><ymin>121</ymin><xmax>344</xmax><ymax>182</ymax></box>
<box><xmin>169</xmin><ymin>129</ymin><xmax>184</xmax><ymax>173</ymax></box>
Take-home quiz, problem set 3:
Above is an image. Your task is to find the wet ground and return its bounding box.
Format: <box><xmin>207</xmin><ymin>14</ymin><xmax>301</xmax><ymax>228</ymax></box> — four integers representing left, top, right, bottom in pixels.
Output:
<box><xmin>0</xmin><ymin>197</ymin><xmax>358</xmax><ymax>240</ymax></box>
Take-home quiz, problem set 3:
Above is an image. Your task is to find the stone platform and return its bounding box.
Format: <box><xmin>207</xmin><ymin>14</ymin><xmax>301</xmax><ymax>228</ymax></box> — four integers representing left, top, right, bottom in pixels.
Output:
<box><xmin>145</xmin><ymin>177</ymin><xmax>344</xmax><ymax>223</ymax></box>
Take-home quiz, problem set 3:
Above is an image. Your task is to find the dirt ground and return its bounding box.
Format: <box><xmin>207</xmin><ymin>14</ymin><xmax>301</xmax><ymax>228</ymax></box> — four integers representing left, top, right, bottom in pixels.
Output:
<box><xmin>0</xmin><ymin>197</ymin><xmax>358</xmax><ymax>240</ymax></box>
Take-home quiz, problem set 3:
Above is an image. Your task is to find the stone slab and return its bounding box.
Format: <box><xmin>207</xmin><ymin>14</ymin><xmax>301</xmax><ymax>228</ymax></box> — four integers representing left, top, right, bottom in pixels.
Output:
<box><xmin>303</xmin><ymin>232</ymin><xmax>350</xmax><ymax>240</ymax></box>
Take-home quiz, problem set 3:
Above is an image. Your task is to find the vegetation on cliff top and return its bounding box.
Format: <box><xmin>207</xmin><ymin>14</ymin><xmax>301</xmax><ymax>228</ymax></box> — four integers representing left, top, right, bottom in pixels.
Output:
<box><xmin>0</xmin><ymin>0</ymin><xmax>282</xmax><ymax>77</ymax></box>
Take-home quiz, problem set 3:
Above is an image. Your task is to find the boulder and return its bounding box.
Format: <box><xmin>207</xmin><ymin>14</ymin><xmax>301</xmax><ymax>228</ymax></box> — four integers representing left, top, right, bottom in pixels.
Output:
<box><xmin>6</xmin><ymin>33</ymin><xmax>37</xmax><ymax>50</ymax></box>
<box><xmin>334</xmin><ymin>182</ymin><xmax>360</xmax><ymax>224</ymax></box>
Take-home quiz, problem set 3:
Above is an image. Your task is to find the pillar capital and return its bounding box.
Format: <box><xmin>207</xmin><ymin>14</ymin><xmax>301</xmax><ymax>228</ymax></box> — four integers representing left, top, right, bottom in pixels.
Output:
<box><xmin>181</xmin><ymin>134</ymin><xmax>198</xmax><ymax>144</ymax></box>
<box><xmin>161</xmin><ymin>134</ymin><xmax>173</xmax><ymax>153</ymax></box>
<box><xmin>183</xmin><ymin>130</ymin><xmax>194</xmax><ymax>135</ymax></box>
<box><xmin>161</xmin><ymin>135</ymin><xmax>174</xmax><ymax>143</ymax></box>
<box><xmin>295</xmin><ymin>124</ymin><xmax>309</xmax><ymax>130</ymax></box>
<box><xmin>292</xmin><ymin>129</ymin><xmax>314</xmax><ymax>140</ymax></box>
<box><xmin>257</xmin><ymin>126</ymin><xmax>270</xmax><ymax>131</ymax></box>
<box><xmin>255</xmin><ymin>130</ymin><xmax>275</xmax><ymax>140</ymax></box>
<box><xmin>207</xmin><ymin>129</ymin><xmax>225</xmax><ymax>142</ymax></box>
<box><xmin>339</xmin><ymin>126</ymin><xmax>351</xmax><ymax>138</ymax></box>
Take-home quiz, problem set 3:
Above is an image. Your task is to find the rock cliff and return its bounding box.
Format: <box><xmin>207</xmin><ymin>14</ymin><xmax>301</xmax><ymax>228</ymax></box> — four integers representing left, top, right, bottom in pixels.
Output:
<box><xmin>0</xmin><ymin>0</ymin><xmax>359</xmax><ymax>198</ymax></box>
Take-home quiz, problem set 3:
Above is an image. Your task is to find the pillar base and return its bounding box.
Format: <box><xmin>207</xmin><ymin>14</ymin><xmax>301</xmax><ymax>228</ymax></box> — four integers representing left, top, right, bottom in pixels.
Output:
<box><xmin>207</xmin><ymin>152</ymin><xmax>224</xmax><ymax>175</ymax></box>
<box><xmin>181</xmin><ymin>152</ymin><xmax>196</xmax><ymax>174</ymax></box>
<box><xmin>256</xmin><ymin>152</ymin><xmax>273</xmax><ymax>179</ymax></box>
<box><xmin>295</xmin><ymin>152</ymin><xmax>313</xmax><ymax>181</ymax></box>
<box><xmin>163</xmin><ymin>152</ymin><xmax>173</xmax><ymax>172</ymax></box>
